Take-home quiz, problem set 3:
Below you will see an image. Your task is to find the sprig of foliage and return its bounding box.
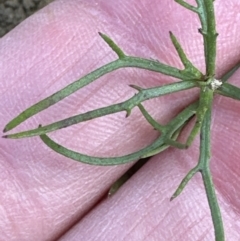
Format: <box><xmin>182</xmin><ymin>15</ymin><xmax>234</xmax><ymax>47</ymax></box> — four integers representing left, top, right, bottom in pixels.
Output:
<box><xmin>3</xmin><ymin>0</ymin><xmax>240</xmax><ymax>240</ymax></box>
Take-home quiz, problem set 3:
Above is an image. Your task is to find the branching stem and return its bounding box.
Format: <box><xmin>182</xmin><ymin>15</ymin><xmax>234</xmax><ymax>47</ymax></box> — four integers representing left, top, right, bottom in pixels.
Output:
<box><xmin>3</xmin><ymin>1</ymin><xmax>240</xmax><ymax>240</ymax></box>
<box><xmin>4</xmin><ymin>80</ymin><xmax>197</xmax><ymax>139</ymax></box>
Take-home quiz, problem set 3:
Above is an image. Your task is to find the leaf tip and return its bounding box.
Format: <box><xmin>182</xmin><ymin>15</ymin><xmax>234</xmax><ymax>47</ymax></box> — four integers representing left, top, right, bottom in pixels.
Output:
<box><xmin>170</xmin><ymin>193</ymin><xmax>178</xmax><ymax>201</ymax></box>
<box><xmin>125</xmin><ymin>109</ymin><xmax>131</xmax><ymax>118</ymax></box>
<box><xmin>129</xmin><ymin>84</ymin><xmax>143</xmax><ymax>91</ymax></box>
<box><xmin>3</xmin><ymin>128</ymin><xmax>7</xmax><ymax>133</ymax></box>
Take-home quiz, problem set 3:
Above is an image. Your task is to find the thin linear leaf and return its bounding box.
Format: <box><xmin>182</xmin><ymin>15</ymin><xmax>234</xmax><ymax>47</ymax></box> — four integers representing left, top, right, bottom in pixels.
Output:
<box><xmin>40</xmin><ymin>132</ymin><xmax>166</xmax><ymax>165</ymax></box>
<box><xmin>169</xmin><ymin>31</ymin><xmax>203</xmax><ymax>79</ymax></box>
<box><xmin>221</xmin><ymin>62</ymin><xmax>240</xmax><ymax>83</ymax></box>
<box><xmin>99</xmin><ymin>32</ymin><xmax>126</xmax><ymax>59</ymax></box>
<box><xmin>175</xmin><ymin>0</ymin><xmax>198</xmax><ymax>13</ymax></box>
<box><xmin>4</xmin><ymin>49</ymin><xmax>199</xmax><ymax>133</ymax></box>
<box><xmin>39</xmin><ymin>102</ymin><xmax>198</xmax><ymax>165</ymax></box>
<box><xmin>137</xmin><ymin>103</ymin><xmax>165</xmax><ymax>131</ymax></box>
<box><xmin>3</xmin><ymin>80</ymin><xmax>198</xmax><ymax>139</ymax></box>
<box><xmin>216</xmin><ymin>82</ymin><xmax>240</xmax><ymax>101</ymax></box>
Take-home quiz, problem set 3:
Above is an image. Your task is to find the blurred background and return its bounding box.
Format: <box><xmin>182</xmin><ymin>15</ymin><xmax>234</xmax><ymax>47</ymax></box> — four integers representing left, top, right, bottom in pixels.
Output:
<box><xmin>0</xmin><ymin>0</ymin><xmax>54</xmax><ymax>37</ymax></box>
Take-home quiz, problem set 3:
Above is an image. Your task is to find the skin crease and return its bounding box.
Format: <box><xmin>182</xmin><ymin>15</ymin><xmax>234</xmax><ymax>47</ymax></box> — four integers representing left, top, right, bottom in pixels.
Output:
<box><xmin>0</xmin><ymin>0</ymin><xmax>240</xmax><ymax>240</ymax></box>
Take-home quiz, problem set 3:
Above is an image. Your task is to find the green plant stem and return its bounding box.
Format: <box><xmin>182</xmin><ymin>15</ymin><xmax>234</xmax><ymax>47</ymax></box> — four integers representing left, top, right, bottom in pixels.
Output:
<box><xmin>200</xmin><ymin>104</ymin><xmax>224</xmax><ymax>241</ymax></box>
<box><xmin>4</xmin><ymin>80</ymin><xmax>198</xmax><ymax>139</ymax></box>
<box><xmin>216</xmin><ymin>82</ymin><xmax>240</xmax><ymax>101</ymax></box>
<box><xmin>175</xmin><ymin>0</ymin><xmax>198</xmax><ymax>13</ymax></box>
<box><xmin>3</xmin><ymin>57</ymin><xmax>198</xmax><ymax>134</ymax></box>
<box><xmin>39</xmin><ymin>102</ymin><xmax>199</xmax><ymax>165</ymax></box>
<box><xmin>170</xmin><ymin>92</ymin><xmax>224</xmax><ymax>240</ymax></box>
<box><xmin>221</xmin><ymin>62</ymin><xmax>240</xmax><ymax>83</ymax></box>
<box><xmin>176</xmin><ymin>0</ymin><xmax>217</xmax><ymax>77</ymax></box>
<box><xmin>40</xmin><ymin>131</ymin><xmax>166</xmax><ymax>165</ymax></box>
<box><xmin>170</xmin><ymin>31</ymin><xmax>203</xmax><ymax>78</ymax></box>
<box><xmin>3</xmin><ymin>0</ymin><xmax>240</xmax><ymax>239</ymax></box>
<box><xmin>136</xmin><ymin>103</ymin><xmax>187</xmax><ymax>158</ymax></box>
<box><xmin>170</xmin><ymin>88</ymin><xmax>213</xmax><ymax>198</ymax></box>
<box><xmin>197</xmin><ymin>0</ymin><xmax>218</xmax><ymax>76</ymax></box>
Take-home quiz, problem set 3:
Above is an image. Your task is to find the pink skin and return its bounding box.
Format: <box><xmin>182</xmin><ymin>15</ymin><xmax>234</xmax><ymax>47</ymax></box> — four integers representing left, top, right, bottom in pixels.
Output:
<box><xmin>0</xmin><ymin>0</ymin><xmax>240</xmax><ymax>240</ymax></box>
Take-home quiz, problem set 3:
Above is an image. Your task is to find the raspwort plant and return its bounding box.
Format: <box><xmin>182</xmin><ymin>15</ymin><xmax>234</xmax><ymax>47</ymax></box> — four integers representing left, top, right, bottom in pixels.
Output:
<box><xmin>3</xmin><ymin>0</ymin><xmax>240</xmax><ymax>240</ymax></box>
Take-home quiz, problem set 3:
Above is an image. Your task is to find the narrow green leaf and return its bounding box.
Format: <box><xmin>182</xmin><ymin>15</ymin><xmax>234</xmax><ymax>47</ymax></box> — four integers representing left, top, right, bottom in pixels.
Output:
<box><xmin>4</xmin><ymin>81</ymin><xmax>198</xmax><ymax>139</ymax></box>
<box><xmin>216</xmin><ymin>82</ymin><xmax>240</xmax><ymax>101</ymax></box>
<box><xmin>39</xmin><ymin>102</ymin><xmax>198</xmax><ymax>165</ymax></box>
<box><xmin>169</xmin><ymin>31</ymin><xmax>203</xmax><ymax>79</ymax></box>
<box><xmin>141</xmin><ymin>128</ymin><xmax>182</xmax><ymax>158</ymax></box>
<box><xmin>137</xmin><ymin>103</ymin><xmax>165</xmax><ymax>132</ymax></box>
<box><xmin>39</xmin><ymin>132</ymin><xmax>166</xmax><ymax>165</ymax></box>
<box><xmin>99</xmin><ymin>32</ymin><xmax>126</xmax><ymax>59</ymax></box>
<box><xmin>175</xmin><ymin>0</ymin><xmax>198</xmax><ymax>12</ymax></box>
<box><xmin>4</xmin><ymin>56</ymin><xmax>199</xmax><ymax>133</ymax></box>
<box><xmin>170</xmin><ymin>166</ymin><xmax>199</xmax><ymax>200</ymax></box>
<box><xmin>221</xmin><ymin>62</ymin><xmax>240</xmax><ymax>83</ymax></box>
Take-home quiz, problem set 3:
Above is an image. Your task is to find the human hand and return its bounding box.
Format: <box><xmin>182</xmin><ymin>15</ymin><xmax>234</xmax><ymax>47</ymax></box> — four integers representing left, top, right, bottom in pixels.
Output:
<box><xmin>1</xmin><ymin>0</ymin><xmax>240</xmax><ymax>240</ymax></box>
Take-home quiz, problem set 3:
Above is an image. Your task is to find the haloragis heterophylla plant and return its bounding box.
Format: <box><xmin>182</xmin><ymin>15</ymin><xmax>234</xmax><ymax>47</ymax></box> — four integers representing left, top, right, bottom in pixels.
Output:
<box><xmin>2</xmin><ymin>0</ymin><xmax>240</xmax><ymax>240</ymax></box>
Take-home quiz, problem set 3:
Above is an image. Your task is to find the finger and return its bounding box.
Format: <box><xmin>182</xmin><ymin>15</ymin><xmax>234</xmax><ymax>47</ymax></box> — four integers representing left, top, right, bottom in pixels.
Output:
<box><xmin>58</xmin><ymin>145</ymin><xmax>240</xmax><ymax>241</ymax></box>
<box><xmin>0</xmin><ymin>0</ymin><xmax>239</xmax><ymax>241</ymax></box>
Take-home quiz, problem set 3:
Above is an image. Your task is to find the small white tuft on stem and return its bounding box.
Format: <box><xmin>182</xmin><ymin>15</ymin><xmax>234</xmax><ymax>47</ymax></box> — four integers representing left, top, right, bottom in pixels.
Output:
<box><xmin>210</xmin><ymin>78</ymin><xmax>222</xmax><ymax>90</ymax></box>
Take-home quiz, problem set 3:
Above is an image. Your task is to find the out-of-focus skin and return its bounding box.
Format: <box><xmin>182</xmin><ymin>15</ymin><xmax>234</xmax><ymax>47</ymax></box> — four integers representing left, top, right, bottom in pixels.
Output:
<box><xmin>0</xmin><ymin>0</ymin><xmax>240</xmax><ymax>240</ymax></box>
